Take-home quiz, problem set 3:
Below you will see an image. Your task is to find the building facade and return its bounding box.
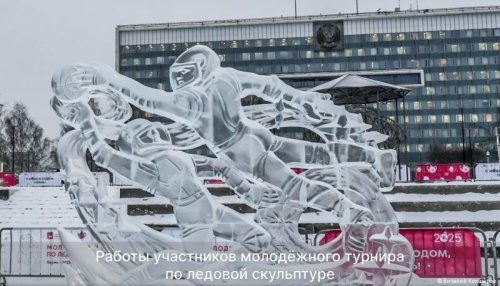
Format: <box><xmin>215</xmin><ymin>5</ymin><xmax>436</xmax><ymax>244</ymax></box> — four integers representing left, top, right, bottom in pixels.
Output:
<box><xmin>116</xmin><ymin>6</ymin><xmax>500</xmax><ymax>167</ymax></box>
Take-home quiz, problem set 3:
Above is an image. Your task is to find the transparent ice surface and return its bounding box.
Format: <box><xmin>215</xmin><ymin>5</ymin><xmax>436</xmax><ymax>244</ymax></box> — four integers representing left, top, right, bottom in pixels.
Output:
<box><xmin>52</xmin><ymin>45</ymin><xmax>414</xmax><ymax>285</ymax></box>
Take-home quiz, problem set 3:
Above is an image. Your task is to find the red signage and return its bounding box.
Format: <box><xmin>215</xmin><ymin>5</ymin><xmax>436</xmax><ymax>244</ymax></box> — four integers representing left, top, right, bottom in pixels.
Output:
<box><xmin>415</xmin><ymin>164</ymin><xmax>471</xmax><ymax>181</ymax></box>
<box><xmin>0</xmin><ymin>172</ymin><xmax>16</xmax><ymax>186</ymax></box>
<box><xmin>319</xmin><ymin>228</ymin><xmax>482</xmax><ymax>278</ymax></box>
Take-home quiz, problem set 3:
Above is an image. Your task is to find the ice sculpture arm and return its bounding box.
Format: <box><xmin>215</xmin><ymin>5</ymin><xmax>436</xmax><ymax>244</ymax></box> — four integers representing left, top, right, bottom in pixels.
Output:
<box><xmin>52</xmin><ymin>63</ymin><xmax>203</xmax><ymax>123</ymax></box>
<box><xmin>51</xmin><ymin>97</ymin><xmax>160</xmax><ymax>194</ymax></box>
<box><xmin>233</xmin><ymin>69</ymin><xmax>334</xmax><ymax>122</ymax></box>
<box><xmin>192</xmin><ymin>155</ymin><xmax>281</xmax><ymax>207</ymax></box>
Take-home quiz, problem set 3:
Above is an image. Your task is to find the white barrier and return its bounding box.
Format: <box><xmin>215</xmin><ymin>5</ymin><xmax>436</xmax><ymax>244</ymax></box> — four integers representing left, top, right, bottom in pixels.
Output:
<box><xmin>395</xmin><ymin>165</ymin><xmax>410</xmax><ymax>182</ymax></box>
<box><xmin>475</xmin><ymin>163</ymin><xmax>500</xmax><ymax>181</ymax></box>
<box><xmin>0</xmin><ymin>228</ymin><xmax>95</xmax><ymax>276</ymax></box>
<box><xmin>19</xmin><ymin>172</ymin><xmax>110</xmax><ymax>187</ymax></box>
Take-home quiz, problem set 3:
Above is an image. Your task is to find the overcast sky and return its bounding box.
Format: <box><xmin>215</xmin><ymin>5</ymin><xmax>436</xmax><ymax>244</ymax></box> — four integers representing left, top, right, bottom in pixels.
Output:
<box><xmin>0</xmin><ymin>0</ymin><xmax>499</xmax><ymax>139</ymax></box>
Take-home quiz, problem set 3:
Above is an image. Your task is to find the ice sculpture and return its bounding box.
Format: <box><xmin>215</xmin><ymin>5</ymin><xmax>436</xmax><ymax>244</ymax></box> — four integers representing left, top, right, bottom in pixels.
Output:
<box><xmin>51</xmin><ymin>45</ymin><xmax>415</xmax><ymax>285</ymax></box>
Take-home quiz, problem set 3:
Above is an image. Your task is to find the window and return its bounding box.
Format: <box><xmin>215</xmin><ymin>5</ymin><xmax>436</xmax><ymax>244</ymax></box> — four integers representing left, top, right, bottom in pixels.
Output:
<box><xmin>495</xmin><ymin>71</ymin><xmax>500</xmax><ymax>78</ymax></box>
<box><xmin>305</xmin><ymin>37</ymin><xmax>313</xmax><ymax>44</ymax></box>
<box><xmin>145</xmin><ymin>58</ymin><xmax>152</xmax><ymax>65</ymax></box>
<box><xmin>482</xmin><ymin>57</ymin><xmax>489</xmax><ymax>65</ymax></box>
<box><xmin>244</xmin><ymin>40</ymin><xmax>250</xmax><ymax>47</ymax></box>
<box><xmin>427</xmin><ymin>101</ymin><xmax>435</xmax><ymax>108</ymax></box>
<box><xmin>439</xmin><ymin>31</ymin><xmax>446</xmax><ymax>39</ymax></box>
<box><xmin>451</xmin><ymin>44</ymin><xmax>459</xmax><ymax>52</ymax></box>
<box><xmin>439</xmin><ymin>73</ymin><xmax>446</xmax><ymax>81</ymax></box>
<box><xmin>157</xmin><ymin>83</ymin><xmax>164</xmax><ymax>90</ymax></box>
<box><xmin>281</xmin><ymin>38</ymin><xmax>288</xmax><ymax>46</ymax></box>
<box><xmin>357</xmin><ymin>49</ymin><xmax>365</xmax><ymax>56</ymax></box>
<box><xmin>345</xmin><ymin>49</ymin><xmax>352</xmax><ymax>57</ymax></box>
<box><xmin>442</xmin><ymin>115</ymin><xmax>450</xmax><ymax>123</ymax></box>
<box><xmin>318</xmin><ymin>51</ymin><xmax>325</xmax><ymax>58</ymax></box>
<box><xmin>479</xmin><ymin>43</ymin><xmax>487</xmax><ymax>51</ymax></box>
<box><xmin>242</xmin><ymin>53</ymin><xmax>251</xmax><ymax>61</ymax></box>
<box><xmin>370</xmin><ymin>48</ymin><xmax>377</xmax><ymax>55</ymax></box>
<box><xmin>121</xmin><ymin>59</ymin><xmax>129</xmax><ymax>66</ymax></box>
<box><xmin>267</xmin><ymin>52</ymin><xmax>276</xmax><ymax>60</ymax></box>
<box><xmin>383</xmin><ymin>48</ymin><xmax>390</xmax><ymax>55</ymax></box>
<box><xmin>483</xmin><ymin>85</ymin><xmax>491</xmax><ymax>93</ymax></box>
<box><xmin>486</xmin><ymin>114</ymin><xmax>493</xmax><ymax>122</ymax></box>
<box><xmin>371</xmin><ymin>34</ymin><xmax>379</xmax><ymax>42</ymax></box>
<box><xmin>268</xmin><ymin>39</ymin><xmax>275</xmax><ymax>46</ymax></box>
<box><xmin>156</xmin><ymin>56</ymin><xmax>164</xmax><ymax>64</ymax></box>
<box><xmin>413</xmin><ymin>102</ymin><xmax>420</xmax><ymax>109</ymax></box>
<box><xmin>494</xmin><ymin>43</ymin><xmax>499</xmax><ymax>50</ymax></box>
<box><xmin>255</xmin><ymin>52</ymin><xmax>263</xmax><ymax>60</ymax></box>
<box><xmin>469</xmin><ymin>86</ymin><xmax>476</xmax><ymax>94</ymax></box>
<box><xmin>424</xmin><ymin>32</ymin><xmax>432</xmax><ymax>39</ymax></box>
<box><xmin>480</xmin><ymin>29</ymin><xmax>488</xmax><ymax>37</ymax></box>
<box><xmin>410</xmin><ymin>33</ymin><xmax>419</xmax><ymax>40</ymax></box>
<box><xmin>384</xmin><ymin>34</ymin><xmax>392</xmax><ymax>41</ymax></box>
<box><xmin>305</xmin><ymin>51</ymin><xmax>313</xmax><ymax>58</ymax></box>
<box><xmin>255</xmin><ymin>40</ymin><xmax>263</xmax><ymax>47</ymax></box>
<box><xmin>292</xmin><ymin>38</ymin><xmax>301</xmax><ymax>45</ymax></box>
<box><xmin>397</xmin><ymin>47</ymin><xmax>405</xmax><ymax>54</ymax></box>
<box><xmin>411</xmin><ymin>60</ymin><xmax>419</xmax><ymax>68</ymax></box>
<box><xmin>133</xmin><ymin>58</ymin><xmax>141</xmax><ymax>65</ymax></box>
<box><xmin>452</xmin><ymin>72</ymin><xmax>460</xmax><ymax>80</ymax></box>
<box><xmin>397</xmin><ymin>33</ymin><xmax>405</xmax><ymax>41</ymax></box>
<box><xmin>438</xmin><ymin>59</ymin><xmax>447</xmax><ymax>67</ymax></box>
<box><xmin>426</xmin><ymin>87</ymin><xmax>435</xmax><ymax>95</ymax></box>
<box><xmin>465</xmin><ymin>30</ymin><xmax>473</xmax><ymax>37</ymax></box>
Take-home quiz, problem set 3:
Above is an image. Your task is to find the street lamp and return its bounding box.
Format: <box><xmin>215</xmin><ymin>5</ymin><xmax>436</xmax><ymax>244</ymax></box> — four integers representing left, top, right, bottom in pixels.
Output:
<box><xmin>486</xmin><ymin>151</ymin><xmax>490</xmax><ymax>163</ymax></box>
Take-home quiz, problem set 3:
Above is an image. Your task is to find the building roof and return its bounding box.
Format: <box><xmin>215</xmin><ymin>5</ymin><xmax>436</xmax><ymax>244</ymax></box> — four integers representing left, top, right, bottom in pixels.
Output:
<box><xmin>117</xmin><ymin>6</ymin><xmax>500</xmax><ymax>31</ymax></box>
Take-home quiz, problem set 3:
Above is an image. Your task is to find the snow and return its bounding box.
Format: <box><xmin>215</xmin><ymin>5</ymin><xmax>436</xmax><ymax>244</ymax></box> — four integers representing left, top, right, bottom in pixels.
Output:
<box><xmin>1</xmin><ymin>182</ymin><xmax>499</xmax><ymax>286</ymax></box>
<box><xmin>2</xmin><ymin>181</ymin><xmax>500</xmax><ymax>228</ymax></box>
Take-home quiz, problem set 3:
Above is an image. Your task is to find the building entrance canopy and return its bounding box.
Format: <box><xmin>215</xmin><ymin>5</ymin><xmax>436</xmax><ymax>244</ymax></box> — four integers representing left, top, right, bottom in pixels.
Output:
<box><xmin>309</xmin><ymin>74</ymin><xmax>411</xmax><ymax>105</ymax></box>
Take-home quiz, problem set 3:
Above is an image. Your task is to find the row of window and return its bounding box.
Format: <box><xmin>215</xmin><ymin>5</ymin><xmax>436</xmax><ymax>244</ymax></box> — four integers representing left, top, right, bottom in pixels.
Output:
<box><xmin>383</xmin><ymin>99</ymin><xmax>500</xmax><ymax>111</ymax></box>
<box><xmin>408</xmin><ymin>142</ymin><xmax>484</xmax><ymax>153</ymax></box>
<box><xmin>120</xmin><ymin>28</ymin><xmax>500</xmax><ymax>53</ymax></box>
<box><xmin>354</xmin><ymin>29</ymin><xmax>500</xmax><ymax>42</ymax></box>
<box><xmin>120</xmin><ymin>41</ymin><xmax>500</xmax><ymax>66</ymax></box>
<box><xmin>408</xmin><ymin>128</ymin><xmax>493</xmax><ymax>139</ymax></box>
<box><xmin>425</xmin><ymin>70</ymin><xmax>500</xmax><ymax>81</ymax></box>
<box><xmin>423</xmin><ymin>85</ymin><xmax>500</xmax><ymax>95</ymax></box>
<box><xmin>389</xmin><ymin>113</ymin><xmax>494</xmax><ymax>124</ymax></box>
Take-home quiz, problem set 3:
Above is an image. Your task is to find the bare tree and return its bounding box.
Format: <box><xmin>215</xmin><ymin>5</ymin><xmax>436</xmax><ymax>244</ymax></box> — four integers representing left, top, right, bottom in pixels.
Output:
<box><xmin>1</xmin><ymin>102</ymin><xmax>52</xmax><ymax>172</ymax></box>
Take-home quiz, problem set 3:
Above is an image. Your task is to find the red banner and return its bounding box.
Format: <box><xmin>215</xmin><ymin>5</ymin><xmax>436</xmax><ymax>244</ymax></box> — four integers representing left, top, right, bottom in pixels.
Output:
<box><xmin>0</xmin><ymin>172</ymin><xmax>16</xmax><ymax>187</ymax></box>
<box><xmin>415</xmin><ymin>164</ymin><xmax>471</xmax><ymax>181</ymax></box>
<box><xmin>319</xmin><ymin>228</ymin><xmax>482</xmax><ymax>278</ymax></box>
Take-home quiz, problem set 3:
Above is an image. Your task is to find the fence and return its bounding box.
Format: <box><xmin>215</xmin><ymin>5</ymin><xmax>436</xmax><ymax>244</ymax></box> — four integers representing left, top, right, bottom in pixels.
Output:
<box><xmin>0</xmin><ymin>227</ymin><xmax>95</xmax><ymax>286</ymax></box>
<box><xmin>2</xmin><ymin>226</ymin><xmax>500</xmax><ymax>285</ymax></box>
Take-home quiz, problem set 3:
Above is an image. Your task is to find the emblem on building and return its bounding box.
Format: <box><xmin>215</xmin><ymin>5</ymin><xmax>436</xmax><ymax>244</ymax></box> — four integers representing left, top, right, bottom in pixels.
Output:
<box><xmin>314</xmin><ymin>21</ymin><xmax>344</xmax><ymax>51</ymax></box>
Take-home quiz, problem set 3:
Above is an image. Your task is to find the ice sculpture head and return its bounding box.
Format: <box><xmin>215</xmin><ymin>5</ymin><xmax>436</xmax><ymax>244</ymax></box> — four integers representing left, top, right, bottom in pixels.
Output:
<box><xmin>117</xmin><ymin>119</ymin><xmax>172</xmax><ymax>156</ymax></box>
<box><xmin>170</xmin><ymin>45</ymin><xmax>221</xmax><ymax>90</ymax></box>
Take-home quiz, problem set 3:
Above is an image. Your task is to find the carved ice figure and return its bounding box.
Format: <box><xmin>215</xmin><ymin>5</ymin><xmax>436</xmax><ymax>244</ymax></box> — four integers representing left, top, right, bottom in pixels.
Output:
<box><xmin>51</xmin><ymin>46</ymin><xmax>375</xmax><ymax>251</ymax></box>
<box><xmin>53</xmin><ymin>98</ymin><xmax>274</xmax><ymax>255</ymax></box>
<box><xmin>51</xmin><ymin>45</ymin><xmax>415</xmax><ymax>285</ymax></box>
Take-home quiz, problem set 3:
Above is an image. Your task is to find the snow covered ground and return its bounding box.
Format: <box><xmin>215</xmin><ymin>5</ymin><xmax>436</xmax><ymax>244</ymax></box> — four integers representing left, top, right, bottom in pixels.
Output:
<box><xmin>1</xmin><ymin>181</ymin><xmax>500</xmax><ymax>285</ymax></box>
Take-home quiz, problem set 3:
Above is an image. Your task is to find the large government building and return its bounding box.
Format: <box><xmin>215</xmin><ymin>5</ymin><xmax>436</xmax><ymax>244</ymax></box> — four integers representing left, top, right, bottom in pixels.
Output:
<box><xmin>115</xmin><ymin>6</ymin><xmax>500</xmax><ymax>167</ymax></box>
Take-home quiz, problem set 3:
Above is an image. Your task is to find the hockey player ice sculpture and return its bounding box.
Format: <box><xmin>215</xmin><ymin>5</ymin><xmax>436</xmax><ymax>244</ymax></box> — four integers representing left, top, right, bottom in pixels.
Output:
<box><xmin>52</xmin><ymin>45</ymin><xmax>415</xmax><ymax>285</ymax></box>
